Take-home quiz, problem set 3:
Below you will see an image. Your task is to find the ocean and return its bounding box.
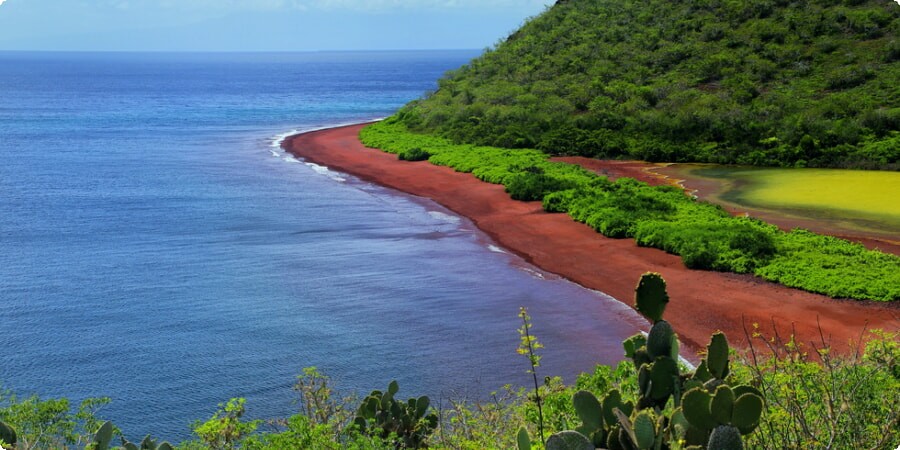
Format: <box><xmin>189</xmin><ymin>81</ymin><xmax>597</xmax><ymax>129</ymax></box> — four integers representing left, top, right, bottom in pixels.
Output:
<box><xmin>0</xmin><ymin>51</ymin><xmax>643</xmax><ymax>441</ymax></box>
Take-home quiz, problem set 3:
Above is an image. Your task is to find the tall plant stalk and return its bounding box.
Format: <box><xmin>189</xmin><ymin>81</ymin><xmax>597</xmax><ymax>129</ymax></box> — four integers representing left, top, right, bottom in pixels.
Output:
<box><xmin>517</xmin><ymin>307</ymin><xmax>545</xmax><ymax>444</ymax></box>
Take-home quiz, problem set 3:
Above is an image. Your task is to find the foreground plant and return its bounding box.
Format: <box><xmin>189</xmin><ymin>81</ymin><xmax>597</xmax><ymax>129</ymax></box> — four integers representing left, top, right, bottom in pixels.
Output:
<box><xmin>1</xmin><ymin>274</ymin><xmax>896</xmax><ymax>448</ymax></box>
<box><xmin>518</xmin><ymin>307</ymin><xmax>546</xmax><ymax>444</ymax></box>
<box><xmin>532</xmin><ymin>273</ymin><xmax>764</xmax><ymax>450</ymax></box>
<box><xmin>741</xmin><ymin>325</ymin><xmax>900</xmax><ymax>450</ymax></box>
<box><xmin>353</xmin><ymin>381</ymin><xmax>437</xmax><ymax>449</ymax></box>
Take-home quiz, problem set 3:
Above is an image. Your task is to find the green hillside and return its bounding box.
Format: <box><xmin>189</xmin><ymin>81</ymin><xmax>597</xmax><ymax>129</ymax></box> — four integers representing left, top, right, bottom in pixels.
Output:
<box><xmin>396</xmin><ymin>0</ymin><xmax>899</xmax><ymax>169</ymax></box>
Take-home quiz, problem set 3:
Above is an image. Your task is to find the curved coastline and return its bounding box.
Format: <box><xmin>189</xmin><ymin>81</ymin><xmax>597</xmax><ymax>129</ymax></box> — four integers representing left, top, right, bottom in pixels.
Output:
<box><xmin>283</xmin><ymin>123</ymin><xmax>899</xmax><ymax>355</ymax></box>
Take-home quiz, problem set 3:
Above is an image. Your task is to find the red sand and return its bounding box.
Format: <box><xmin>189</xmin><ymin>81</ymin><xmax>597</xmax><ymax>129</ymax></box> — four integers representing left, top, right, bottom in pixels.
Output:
<box><xmin>284</xmin><ymin>124</ymin><xmax>899</xmax><ymax>356</ymax></box>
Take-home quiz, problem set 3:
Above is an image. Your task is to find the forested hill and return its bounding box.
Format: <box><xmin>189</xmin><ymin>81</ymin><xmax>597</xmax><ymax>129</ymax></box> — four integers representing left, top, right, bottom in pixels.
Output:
<box><xmin>396</xmin><ymin>0</ymin><xmax>899</xmax><ymax>169</ymax></box>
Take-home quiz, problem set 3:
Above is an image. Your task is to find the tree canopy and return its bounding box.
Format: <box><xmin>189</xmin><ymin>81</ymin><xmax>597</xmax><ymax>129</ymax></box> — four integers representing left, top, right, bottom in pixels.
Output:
<box><xmin>397</xmin><ymin>0</ymin><xmax>899</xmax><ymax>169</ymax></box>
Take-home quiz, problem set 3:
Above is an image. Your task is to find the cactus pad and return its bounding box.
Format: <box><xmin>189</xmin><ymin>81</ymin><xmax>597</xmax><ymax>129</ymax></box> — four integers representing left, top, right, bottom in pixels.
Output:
<box><xmin>649</xmin><ymin>356</ymin><xmax>679</xmax><ymax>401</ymax></box>
<box><xmin>93</xmin><ymin>421</ymin><xmax>115</xmax><ymax>450</ymax></box>
<box><xmin>635</xmin><ymin>272</ymin><xmax>669</xmax><ymax>323</ymax></box>
<box><xmin>647</xmin><ymin>320</ymin><xmax>675</xmax><ymax>358</ymax></box>
<box><xmin>711</xmin><ymin>386</ymin><xmax>735</xmax><ymax>425</ymax></box>
<box><xmin>682</xmin><ymin>388</ymin><xmax>717</xmax><ymax>430</ymax></box>
<box><xmin>545</xmin><ymin>430</ymin><xmax>594</xmax><ymax>450</ymax></box>
<box><xmin>602</xmin><ymin>390</ymin><xmax>624</xmax><ymax>426</ymax></box>
<box><xmin>633</xmin><ymin>411</ymin><xmax>657</xmax><ymax>449</ymax></box>
<box><xmin>517</xmin><ymin>426</ymin><xmax>531</xmax><ymax>450</ymax></box>
<box><xmin>573</xmin><ymin>390</ymin><xmax>604</xmax><ymax>429</ymax></box>
<box><xmin>732</xmin><ymin>393</ymin><xmax>764</xmax><ymax>434</ymax></box>
<box><xmin>623</xmin><ymin>334</ymin><xmax>647</xmax><ymax>358</ymax></box>
<box><xmin>706</xmin><ymin>332</ymin><xmax>730</xmax><ymax>379</ymax></box>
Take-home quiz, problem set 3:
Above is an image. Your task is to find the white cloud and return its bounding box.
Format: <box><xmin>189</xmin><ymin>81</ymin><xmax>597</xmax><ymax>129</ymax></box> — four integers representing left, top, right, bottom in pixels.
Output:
<box><xmin>0</xmin><ymin>0</ymin><xmax>7</xmax><ymax>7</ymax></box>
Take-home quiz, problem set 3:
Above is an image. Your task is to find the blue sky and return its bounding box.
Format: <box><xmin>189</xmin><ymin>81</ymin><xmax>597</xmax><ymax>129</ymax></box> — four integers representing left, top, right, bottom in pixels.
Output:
<box><xmin>0</xmin><ymin>0</ymin><xmax>550</xmax><ymax>51</ymax></box>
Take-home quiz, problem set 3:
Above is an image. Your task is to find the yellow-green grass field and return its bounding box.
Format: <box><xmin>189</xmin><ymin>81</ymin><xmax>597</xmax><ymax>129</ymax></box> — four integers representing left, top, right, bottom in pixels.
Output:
<box><xmin>676</xmin><ymin>165</ymin><xmax>900</xmax><ymax>237</ymax></box>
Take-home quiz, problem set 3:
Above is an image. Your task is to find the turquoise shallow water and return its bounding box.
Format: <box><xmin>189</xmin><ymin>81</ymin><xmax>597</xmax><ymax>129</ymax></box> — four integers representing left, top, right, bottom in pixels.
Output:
<box><xmin>0</xmin><ymin>51</ymin><xmax>642</xmax><ymax>440</ymax></box>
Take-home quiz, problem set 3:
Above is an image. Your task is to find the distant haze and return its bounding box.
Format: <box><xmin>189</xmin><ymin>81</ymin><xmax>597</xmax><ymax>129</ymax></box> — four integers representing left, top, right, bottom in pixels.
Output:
<box><xmin>0</xmin><ymin>0</ymin><xmax>550</xmax><ymax>51</ymax></box>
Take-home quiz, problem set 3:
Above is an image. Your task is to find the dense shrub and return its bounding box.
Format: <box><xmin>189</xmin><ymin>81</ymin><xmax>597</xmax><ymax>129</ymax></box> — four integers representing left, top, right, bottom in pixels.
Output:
<box><xmin>397</xmin><ymin>147</ymin><xmax>431</xmax><ymax>161</ymax></box>
<box><xmin>505</xmin><ymin>168</ymin><xmax>580</xmax><ymax>201</ymax></box>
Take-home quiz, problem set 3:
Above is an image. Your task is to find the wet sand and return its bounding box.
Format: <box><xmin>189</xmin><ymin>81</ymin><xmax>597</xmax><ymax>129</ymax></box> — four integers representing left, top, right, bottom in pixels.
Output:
<box><xmin>284</xmin><ymin>124</ymin><xmax>899</xmax><ymax>357</ymax></box>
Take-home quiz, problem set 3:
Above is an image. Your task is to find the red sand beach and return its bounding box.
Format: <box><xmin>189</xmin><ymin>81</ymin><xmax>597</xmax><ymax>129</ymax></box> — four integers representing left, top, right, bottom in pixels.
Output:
<box><xmin>284</xmin><ymin>123</ymin><xmax>899</xmax><ymax>356</ymax></box>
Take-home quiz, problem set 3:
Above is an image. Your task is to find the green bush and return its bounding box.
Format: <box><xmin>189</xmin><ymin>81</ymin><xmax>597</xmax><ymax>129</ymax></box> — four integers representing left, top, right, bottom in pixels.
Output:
<box><xmin>398</xmin><ymin>147</ymin><xmax>431</xmax><ymax>161</ymax></box>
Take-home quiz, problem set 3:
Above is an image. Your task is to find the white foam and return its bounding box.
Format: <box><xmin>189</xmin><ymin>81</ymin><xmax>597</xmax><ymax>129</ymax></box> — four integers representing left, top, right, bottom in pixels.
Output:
<box><xmin>267</xmin><ymin>118</ymin><xmax>387</xmax><ymax>151</ymax></box>
<box><xmin>487</xmin><ymin>244</ymin><xmax>507</xmax><ymax>254</ymax></box>
<box><xmin>427</xmin><ymin>210</ymin><xmax>462</xmax><ymax>224</ymax></box>
<box><xmin>267</xmin><ymin>121</ymin><xmax>388</xmax><ymax>179</ymax></box>
<box><xmin>270</xmin><ymin>129</ymin><xmax>301</xmax><ymax>148</ymax></box>
<box><xmin>305</xmin><ymin>162</ymin><xmax>346</xmax><ymax>182</ymax></box>
<box><xmin>520</xmin><ymin>267</ymin><xmax>546</xmax><ymax>280</ymax></box>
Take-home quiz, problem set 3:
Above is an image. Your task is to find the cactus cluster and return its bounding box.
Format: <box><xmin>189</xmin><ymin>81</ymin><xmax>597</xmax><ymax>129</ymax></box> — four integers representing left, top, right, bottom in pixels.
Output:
<box><xmin>91</xmin><ymin>420</ymin><xmax>174</xmax><ymax>450</ymax></box>
<box><xmin>353</xmin><ymin>380</ymin><xmax>438</xmax><ymax>449</ymax></box>
<box><xmin>672</xmin><ymin>335</ymin><xmax>764</xmax><ymax>450</ymax></box>
<box><xmin>540</xmin><ymin>273</ymin><xmax>765</xmax><ymax>450</ymax></box>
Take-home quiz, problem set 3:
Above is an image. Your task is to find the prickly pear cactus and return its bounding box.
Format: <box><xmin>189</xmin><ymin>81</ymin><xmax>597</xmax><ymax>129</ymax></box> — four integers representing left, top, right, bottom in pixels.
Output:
<box><xmin>549</xmin><ymin>274</ymin><xmax>764</xmax><ymax>450</ymax></box>
<box><xmin>354</xmin><ymin>380</ymin><xmax>438</xmax><ymax>448</ymax></box>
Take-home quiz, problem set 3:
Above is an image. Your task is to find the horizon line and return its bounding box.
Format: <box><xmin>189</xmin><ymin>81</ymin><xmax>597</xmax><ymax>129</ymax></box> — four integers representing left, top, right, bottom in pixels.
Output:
<box><xmin>0</xmin><ymin>48</ymin><xmax>485</xmax><ymax>54</ymax></box>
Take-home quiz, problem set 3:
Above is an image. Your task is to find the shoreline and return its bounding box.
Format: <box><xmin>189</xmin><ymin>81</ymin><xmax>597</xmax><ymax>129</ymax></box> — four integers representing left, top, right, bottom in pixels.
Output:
<box><xmin>283</xmin><ymin>123</ymin><xmax>899</xmax><ymax>356</ymax></box>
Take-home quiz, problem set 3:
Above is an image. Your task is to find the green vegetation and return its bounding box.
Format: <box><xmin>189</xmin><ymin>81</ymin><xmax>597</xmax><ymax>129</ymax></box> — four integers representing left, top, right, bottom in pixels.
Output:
<box><xmin>360</xmin><ymin>120</ymin><xmax>900</xmax><ymax>301</ymax></box>
<box><xmin>1</xmin><ymin>274</ymin><xmax>897</xmax><ymax>449</ymax></box>
<box><xmin>395</xmin><ymin>0</ymin><xmax>899</xmax><ymax>169</ymax></box>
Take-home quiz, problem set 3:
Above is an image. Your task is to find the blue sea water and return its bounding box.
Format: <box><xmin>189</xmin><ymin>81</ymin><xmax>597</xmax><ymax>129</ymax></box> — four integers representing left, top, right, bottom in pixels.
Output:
<box><xmin>0</xmin><ymin>51</ymin><xmax>644</xmax><ymax>441</ymax></box>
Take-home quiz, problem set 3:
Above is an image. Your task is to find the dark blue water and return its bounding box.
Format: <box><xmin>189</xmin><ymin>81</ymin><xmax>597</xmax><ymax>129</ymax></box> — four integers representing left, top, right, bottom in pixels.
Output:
<box><xmin>0</xmin><ymin>51</ymin><xmax>643</xmax><ymax>441</ymax></box>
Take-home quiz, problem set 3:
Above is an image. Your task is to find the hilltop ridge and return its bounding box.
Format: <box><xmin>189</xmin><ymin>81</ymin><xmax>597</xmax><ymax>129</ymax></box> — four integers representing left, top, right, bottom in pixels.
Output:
<box><xmin>396</xmin><ymin>0</ymin><xmax>899</xmax><ymax>169</ymax></box>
